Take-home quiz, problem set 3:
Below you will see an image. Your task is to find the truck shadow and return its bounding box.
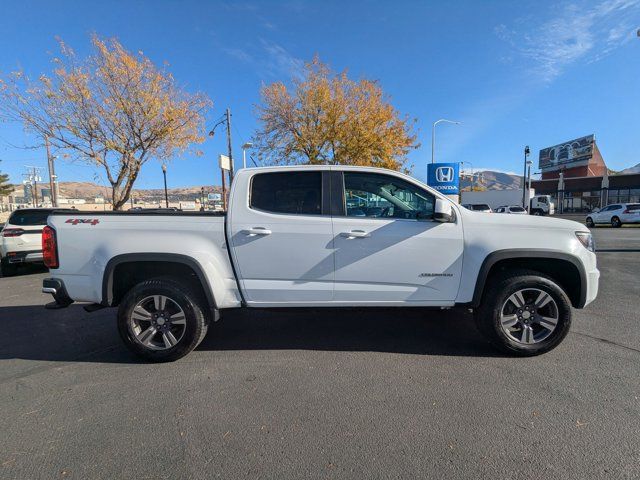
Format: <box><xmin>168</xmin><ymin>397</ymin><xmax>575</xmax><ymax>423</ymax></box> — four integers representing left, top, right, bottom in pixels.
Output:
<box><xmin>202</xmin><ymin>307</ymin><xmax>499</xmax><ymax>357</ymax></box>
<box><xmin>0</xmin><ymin>304</ymin><xmax>501</xmax><ymax>365</ymax></box>
<box><xmin>0</xmin><ymin>263</ymin><xmax>48</xmax><ymax>278</ymax></box>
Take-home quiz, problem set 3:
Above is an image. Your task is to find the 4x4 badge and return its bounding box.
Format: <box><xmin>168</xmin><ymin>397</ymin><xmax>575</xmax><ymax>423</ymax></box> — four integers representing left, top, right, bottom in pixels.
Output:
<box><xmin>66</xmin><ymin>218</ymin><xmax>100</xmax><ymax>226</ymax></box>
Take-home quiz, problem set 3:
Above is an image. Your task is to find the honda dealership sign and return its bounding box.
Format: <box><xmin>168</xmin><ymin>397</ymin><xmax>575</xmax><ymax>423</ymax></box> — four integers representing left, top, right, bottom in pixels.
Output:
<box><xmin>427</xmin><ymin>162</ymin><xmax>460</xmax><ymax>195</ymax></box>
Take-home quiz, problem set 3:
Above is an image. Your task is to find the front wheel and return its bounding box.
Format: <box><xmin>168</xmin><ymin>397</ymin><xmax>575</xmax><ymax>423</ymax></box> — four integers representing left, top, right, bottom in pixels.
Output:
<box><xmin>586</xmin><ymin>217</ymin><xmax>594</xmax><ymax>228</ymax></box>
<box><xmin>611</xmin><ymin>216</ymin><xmax>622</xmax><ymax>228</ymax></box>
<box><xmin>475</xmin><ymin>270</ymin><xmax>572</xmax><ymax>356</ymax></box>
<box><xmin>117</xmin><ymin>278</ymin><xmax>209</xmax><ymax>362</ymax></box>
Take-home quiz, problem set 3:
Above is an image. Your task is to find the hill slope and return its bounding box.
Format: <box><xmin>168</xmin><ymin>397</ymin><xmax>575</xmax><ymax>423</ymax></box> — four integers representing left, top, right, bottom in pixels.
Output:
<box><xmin>619</xmin><ymin>163</ymin><xmax>640</xmax><ymax>175</ymax></box>
<box><xmin>460</xmin><ymin>170</ymin><xmax>522</xmax><ymax>191</ymax></box>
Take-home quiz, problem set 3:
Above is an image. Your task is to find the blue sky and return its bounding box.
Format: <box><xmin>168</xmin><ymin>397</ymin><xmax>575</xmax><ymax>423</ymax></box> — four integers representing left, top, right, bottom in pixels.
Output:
<box><xmin>1</xmin><ymin>0</ymin><xmax>639</xmax><ymax>189</ymax></box>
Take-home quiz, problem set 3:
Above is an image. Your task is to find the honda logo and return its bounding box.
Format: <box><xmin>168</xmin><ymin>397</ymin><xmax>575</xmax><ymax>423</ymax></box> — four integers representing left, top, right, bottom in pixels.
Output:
<box><xmin>435</xmin><ymin>166</ymin><xmax>455</xmax><ymax>183</ymax></box>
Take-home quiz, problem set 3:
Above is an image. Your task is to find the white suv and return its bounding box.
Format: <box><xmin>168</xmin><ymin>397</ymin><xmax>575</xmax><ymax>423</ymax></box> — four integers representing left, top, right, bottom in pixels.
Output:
<box><xmin>586</xmin><ymin>203</ymin><xmax>640</xmax><ymax>228</ymax></box>
<box><xmin>495</xmin><ymin>205</ymin><xmax>527</xmax><ymax>215</ymax></box>
<box><xmin>0</xmin><ymin>209</ymin><xmax>58</xmax><ymax>276</ymax></box>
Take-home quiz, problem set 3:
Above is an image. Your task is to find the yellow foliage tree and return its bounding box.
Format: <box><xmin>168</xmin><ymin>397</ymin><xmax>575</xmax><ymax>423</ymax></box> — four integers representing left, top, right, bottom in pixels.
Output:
<box><xmin>0</xmin><ymin>35</ymin><xmax>211</xmax><ymax>210</ymax></box>
<box><xmin>253</xmin><ymin>57</ymin><xmax>419</xmax><ymax>171</ymax></box>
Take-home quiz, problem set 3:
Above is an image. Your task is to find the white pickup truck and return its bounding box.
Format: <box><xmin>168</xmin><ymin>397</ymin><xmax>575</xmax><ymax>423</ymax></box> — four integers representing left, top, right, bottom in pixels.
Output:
<box><xmin>41</xmin><ymin>166</ymin><xmax>599</xmax><ymax>362</ymax></box>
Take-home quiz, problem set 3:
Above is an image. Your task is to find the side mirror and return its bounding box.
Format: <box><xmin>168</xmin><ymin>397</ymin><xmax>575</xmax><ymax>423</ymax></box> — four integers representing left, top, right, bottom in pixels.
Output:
<box><xmin>434</xmin><ymin>198</ymin><xmax>454</xmax><ymax>223</ymax></box>
<box><xmin>592</xmin><ymin>208</ymin><xmax>600</xmax><ymax>213</ymax></box>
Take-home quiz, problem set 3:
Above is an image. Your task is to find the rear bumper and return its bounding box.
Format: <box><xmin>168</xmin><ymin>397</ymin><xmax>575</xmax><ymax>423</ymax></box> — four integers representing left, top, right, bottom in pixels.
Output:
<box><xmin>42</xmin><ymin>278</ymin><xmax>74</xmax><ymax>309</ymax></box>
<box><xmin>4</xmin><ymin>250</ymin><xmax>43</xmax><ymax>264</ymax></box>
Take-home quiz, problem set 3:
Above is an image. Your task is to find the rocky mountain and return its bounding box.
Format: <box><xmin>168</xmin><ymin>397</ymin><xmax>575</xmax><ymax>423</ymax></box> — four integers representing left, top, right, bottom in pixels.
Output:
<box><xmin>460</xmin><ymin>170</ymin><xmax>522</xmax><ymax>191</ymax></box>
<box><xmin>23</xmin><ymin>181</ymin><xmax>222</xmax><ymax>202</ymax></box>
<box><xmin>619</xmin><ymin>163</ymin><xmax>640</xmax><ymax>175</ymax></box>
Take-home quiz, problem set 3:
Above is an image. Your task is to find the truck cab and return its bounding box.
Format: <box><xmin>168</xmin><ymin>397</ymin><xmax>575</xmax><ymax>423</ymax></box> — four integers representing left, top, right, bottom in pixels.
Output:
<box><xmin>530</xmin><ymin>195</ymin><xmax>555</xmax><ymax>216</ymax></box>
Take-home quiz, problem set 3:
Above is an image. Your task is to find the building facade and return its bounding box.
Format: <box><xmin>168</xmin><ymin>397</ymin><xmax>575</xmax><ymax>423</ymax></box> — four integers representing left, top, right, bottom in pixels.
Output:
<box><xmin>532</xmin><ymin>172</ymin><xmax>640</xmax><ymax>213</ymax></box>
<box><xmin>534</xmin><ymin>134</ymin><xmax>640</xmax><ymax>213</ymax></box>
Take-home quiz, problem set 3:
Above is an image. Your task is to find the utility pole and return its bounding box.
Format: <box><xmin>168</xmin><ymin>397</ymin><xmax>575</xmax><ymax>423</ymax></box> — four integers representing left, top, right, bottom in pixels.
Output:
<box><xmin>208</xmin><ymin>108</ymin><xmax>234</xmax><ymax>209</ymax></box>
<box><xmin>33</xmin><ymin>170</ymin><xmax>38</xmax><ymax>206</ymax></box>
<box><xmin>522</xmin><ymin>146</ymin><xmax>530</xmax><ymax>208</ymax></box>
<box><xmin>45</xmin><ymin>136</ymin><xmax>57</xmax><ymax>207</ymax></box>
<box><xmin>225</xmin><ymin>108</ymin><xmax>234</xmax><ymax>182</ymax></box>
<box><xmin>221</xmin><ymin>168</ymin><xmax>227</xmax><ymax>211</ymax></box>
<box><xmin>161</xmin><ymin>164</ymin><xmax>169</xmax><ymax>208</ymax></box>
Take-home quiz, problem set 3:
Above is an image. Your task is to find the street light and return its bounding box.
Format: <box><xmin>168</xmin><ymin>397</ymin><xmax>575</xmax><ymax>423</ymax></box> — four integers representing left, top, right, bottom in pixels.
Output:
<box><xmin>242</xmin><ymin>142</ymin><xmax>253</xmax><ymax>169</ymax></box>
<box><xmin>161</xmin><ymin>164</ymin><xmax>168</xmax><ymax>208</ymax></box>
<box><xmin>522</xmin><ymin>146</ymin><xmax>530</xmax><ymax>208</ymax></box>
<box><xmin>432</xmin><ymin>119</ymin><xmax>461</xmax><ymax>164</ymax></box>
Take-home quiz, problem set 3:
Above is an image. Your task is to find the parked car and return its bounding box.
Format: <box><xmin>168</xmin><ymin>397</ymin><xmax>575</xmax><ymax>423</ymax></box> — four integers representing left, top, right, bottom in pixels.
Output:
<box><xmin>0</xmin><ymin>208</ymin><xmax>70</xmax><ymax>276</ymax></box>
<box><xmin>495</xmin><ymin>205</ymin><xmax>527</xmax><ymax>214</ymax></box>
<box><xmin>586</xmin><ymin>203</ymin><xmax>640</xmax><ymax>228</ymax></box>
<box><xmin>461</xmin><ymin>190</ymin><xmax>554</xmax><ymax>215</ymax></box>
<box><xmin>462</xmin><ymin>203</ymin><xmax>492</xmax><ymax>213</ymax></box>
<box><xmin>41</xmin><ymin>165</ymin><xmax>599</xmax><ymax>361</ymax></box>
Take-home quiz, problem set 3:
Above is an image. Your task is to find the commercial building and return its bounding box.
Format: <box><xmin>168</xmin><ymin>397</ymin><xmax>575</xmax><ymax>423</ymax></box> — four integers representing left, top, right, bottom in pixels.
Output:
<box><xmin>531</xmin><ymin>135</ymin><xmax>640</xmax><ymax>213</ymax></box>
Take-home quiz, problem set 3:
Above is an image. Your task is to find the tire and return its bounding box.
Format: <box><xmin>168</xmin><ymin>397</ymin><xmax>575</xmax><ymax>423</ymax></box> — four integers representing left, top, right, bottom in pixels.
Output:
<box><xmin>611</xmin><ymin>216</ymin><xmax>622</xmax><ymax>228</ymax></box>
<box><xmin>0</xmin><ymin>257</ymin><xmax>18</xmax><ymax>277</ymax></box>
<box><xmin>585</xmin><ymin>217</ymin><xmax>594</xmax><ymax>228</ymax></box>
<box><xmin>117</xmin><ymin>278</ymin><xmax>209</xmax><ymax>362</ymax></box>
<box><xmin>474</xmin><ymin>269</ymin><xmax>572</xmax><ymax>356</ymax></box>
<box><xmin>532</xmin><ymin>209</ymin><xmax>542</xmax><ymax>216</ymax></box>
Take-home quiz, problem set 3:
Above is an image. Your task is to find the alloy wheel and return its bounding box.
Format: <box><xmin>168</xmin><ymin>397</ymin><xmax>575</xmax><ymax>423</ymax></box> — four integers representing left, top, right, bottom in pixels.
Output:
<box><xmin>129</xmin><ymin>295</ymin><xmax>187</xmax><ymax>350</ymax></box>
<box><xmin>499</xmin><ymin>288</ymin><xmax>559</xmax><ymax>344</ymax></box>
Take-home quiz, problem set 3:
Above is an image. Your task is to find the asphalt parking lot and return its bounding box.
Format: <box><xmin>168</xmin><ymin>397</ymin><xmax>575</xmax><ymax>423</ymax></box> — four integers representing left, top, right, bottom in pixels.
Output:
<box><xmin>1</xmin><ymin>227</ymin><xmax>639</xmax><ymax>479</ymax></box>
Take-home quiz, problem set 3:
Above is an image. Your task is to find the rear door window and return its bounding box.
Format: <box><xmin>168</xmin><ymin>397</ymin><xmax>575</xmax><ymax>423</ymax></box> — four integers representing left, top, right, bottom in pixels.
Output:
<box><xmin>250</xmin><ymin>171</ymin><xmax>322</xmax><ymax>215</ymax></box>
<box><xmin>8</xmin><ymin>210</ymin><xmax>50</xmax><ymax>226</ymax></box>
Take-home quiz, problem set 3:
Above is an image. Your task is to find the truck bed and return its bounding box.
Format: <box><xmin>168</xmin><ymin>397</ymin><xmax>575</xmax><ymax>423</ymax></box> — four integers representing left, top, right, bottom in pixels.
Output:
<box><xmin>47</xmin><ymin>209</ymin><xmax>241</xmax><ymax>309</ymax></box>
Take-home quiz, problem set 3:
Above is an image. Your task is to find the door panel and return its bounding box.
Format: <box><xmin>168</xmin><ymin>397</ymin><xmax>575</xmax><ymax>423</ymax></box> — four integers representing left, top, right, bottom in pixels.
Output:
<box><xmin>228</xmin><ymin>170</ymin><xmax>335</xmax><ymax>304</ymax></box>
<box><xmin>332</xmin><ymin>218</ymin><xmax>463</xmax><ymax>302</ymax></box>
<box><xmin>332</xmin><ymin>171</ymin><xmax>464</xmax><ymax>303</ymax></box>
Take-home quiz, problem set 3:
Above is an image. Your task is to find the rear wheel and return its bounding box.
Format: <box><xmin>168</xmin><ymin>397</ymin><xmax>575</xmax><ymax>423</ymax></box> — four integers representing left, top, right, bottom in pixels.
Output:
<box><xmin>475</xmin><ymin>270</ymin><xmax>572</xmax><ymax>356</ymax></box>
<box><xmin>586</xmin><ymin>217</ymin><xmax>594</xmax><ymax>228</ymax></box>
<box><xmin>0</xmin><ymin>257</ymin><xmax>18</xmax><ymax>277</ymax></box>
<box><xmin>611</xmin><ymin>216</ymin><xmax>622</xmax><ymax>228</ymax></box>
<box><xmin>117</xmin><ymin>278</ymin><xmax>209</xmax><ymax>362</ymax></box>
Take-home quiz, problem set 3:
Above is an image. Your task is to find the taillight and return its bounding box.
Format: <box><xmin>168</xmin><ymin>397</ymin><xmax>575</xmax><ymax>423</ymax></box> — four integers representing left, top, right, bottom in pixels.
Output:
<box><xmin>42</xmin><ymin>226</ymin><xmax>59</xmax><ymax>269</ymax></box>
<box><xmin>2</xmin><ymin>228</ymin><xmax>24</xmax><ymax>237</ymax></box>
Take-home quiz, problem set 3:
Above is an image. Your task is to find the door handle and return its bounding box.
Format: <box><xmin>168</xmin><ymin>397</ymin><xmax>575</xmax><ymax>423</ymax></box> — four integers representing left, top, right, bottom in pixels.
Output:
<box><xmin>340</xmin><ymin>230</ymin><xmax>370</xmax><ymax>239</ymax></box>
<box><xmin>245</xmin><ymin>227</ymin><xmax>272</xmax><ymax>236</ymax></box>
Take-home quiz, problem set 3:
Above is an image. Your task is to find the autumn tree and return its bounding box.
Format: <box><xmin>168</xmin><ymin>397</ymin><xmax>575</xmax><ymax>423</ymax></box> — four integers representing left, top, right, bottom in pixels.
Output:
<box><xmin>0</xmin><ymin>35</ymin><xmax>211</xmax><ymax>210</ymax></box>
<box><xmin>253</xmin><ymin>57</ymin><xmax>418</xmax><ymax>171</ymax></box>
